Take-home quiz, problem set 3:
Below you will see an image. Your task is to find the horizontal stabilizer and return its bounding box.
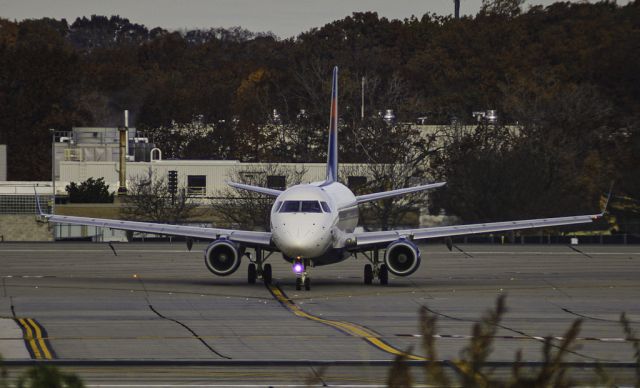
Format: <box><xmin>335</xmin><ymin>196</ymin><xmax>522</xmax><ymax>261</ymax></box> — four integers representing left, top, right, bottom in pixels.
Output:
<box><xmin>226</xmin><ymin>181</ymin><xmax>283</xmax><ymax>197</ymax></box>
<box><xmin>355</xmin><ymin>182</ymin><xmax>446</xmax><ymax>204</ymax></box>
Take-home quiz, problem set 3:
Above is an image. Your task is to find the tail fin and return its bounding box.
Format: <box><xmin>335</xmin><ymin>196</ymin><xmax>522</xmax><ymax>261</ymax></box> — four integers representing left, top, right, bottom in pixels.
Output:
<box><xmin>326</xmin><ymin>66</ymin><xmax>339</xmax><ymax>183</ymax></box>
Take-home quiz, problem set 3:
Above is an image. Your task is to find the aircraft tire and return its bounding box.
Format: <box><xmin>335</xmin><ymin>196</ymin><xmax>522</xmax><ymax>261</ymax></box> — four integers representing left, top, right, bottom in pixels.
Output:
<box><xmin>263</xmin><ymin>264</ymin><xmax>272</xmax><ymax>284</ymax></box>
<box><xmin>379</xmin><ymin>264</ymin><xmax>389</xmax><ymax>285</ymax></box>
<box><xmin>304</xmin><ymin>277</ymin><xmax>311</xmax><ymax>291</ymax></box>
<box><xmin>248</xmin><ymin>263</ymin><xmax>257</xmax><ymax>284</ymax></box>
<box><xmin>296</xmin><ymin>278</ymin><xmax>302</xmax><ymax>291</ymax></box>
<box><xmin>364</xmin><ymin>264</ymin><xmax>373</xmax><ymax>285</ymax></box>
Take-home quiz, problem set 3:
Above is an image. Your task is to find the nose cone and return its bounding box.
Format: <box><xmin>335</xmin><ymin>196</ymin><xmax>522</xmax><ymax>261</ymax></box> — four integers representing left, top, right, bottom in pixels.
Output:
<box><xmin>272</xmin><ymin>217</ymin><xmax>331</xmax><ymax>258</ymax></box>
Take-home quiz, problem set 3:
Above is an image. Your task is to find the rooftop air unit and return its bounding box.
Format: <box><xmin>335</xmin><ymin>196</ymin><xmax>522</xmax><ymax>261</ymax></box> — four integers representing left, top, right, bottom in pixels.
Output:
<box><xmin>383</xmin><ymin>109</ymin><xmax>396</xmax><ymax>124</ymax></box>
<box><xmin>485</xmin><ymin>110</ymin><xmax>498</xmax><ymax>124</ymax></box>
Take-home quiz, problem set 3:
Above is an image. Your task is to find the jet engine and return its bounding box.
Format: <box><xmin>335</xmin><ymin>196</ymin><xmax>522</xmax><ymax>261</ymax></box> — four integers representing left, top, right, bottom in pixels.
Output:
<box><xmin>384</xmin><ymin>239</ymin><xmax>421</xmax><ymax>276</ymax></box>
<box><xmin>204</xmin><ymin>239</ymin><xmax>244</xmax><ymax>276</ymax></box>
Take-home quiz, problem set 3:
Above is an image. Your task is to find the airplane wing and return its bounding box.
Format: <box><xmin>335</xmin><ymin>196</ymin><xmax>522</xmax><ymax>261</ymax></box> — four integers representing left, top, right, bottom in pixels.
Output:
<box><xmin>349</xmin><ymin>213</ymin><xmax>602</xmax><ymax>248</ymax></box>
<box><xmin>44</xmin><ymin>214</ymin><xmax>272</xmax><ymax>246</ymax></box>
<box><xmin>36</xmin><ymin>193</ymin><xmax>272</xmax><ymax>247</ymax></box>
<box><xmin>355</xmin><ymin>182</ymin><xmax>446</xmax><ymax>204</ymax></box>
<box><xmin>226</xmin><ymin>181</ymin><xmax>283</xmax><ymax>197</ymax></box>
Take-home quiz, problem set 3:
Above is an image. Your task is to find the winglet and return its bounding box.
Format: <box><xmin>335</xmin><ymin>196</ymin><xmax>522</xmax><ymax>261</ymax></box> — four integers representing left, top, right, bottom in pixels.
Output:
<box><xmin>600</xmin><ymin>182</ymin><xmax>614</xmax><ymax>216</ymax></box>
<box><xmin>33</xmin><ymin>187</ymin><xmax>50</xmax><ymax>222</ymax></box>
<box><xmin>591</xmin><ymin>182</ymin><xmax>614</xmax><ymax>220</ymax></box>
<box><xmin>34</xmin><ymin>187</ymin><xmax>45</xmax><ymax>216</ymax></box>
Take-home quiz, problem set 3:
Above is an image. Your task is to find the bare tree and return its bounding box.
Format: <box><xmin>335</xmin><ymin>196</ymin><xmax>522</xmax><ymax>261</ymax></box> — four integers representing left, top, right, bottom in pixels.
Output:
<box><xmin>121</xmin><ymin>168</ymin><xmax>198</xmax><ymax>223</ymax></box>
<box><xmin>265</xmin><ymin>121</ymin><xmax>326</xmax><ymax>163</ymax></box>
<box><xmin>342</xmin><ymin>120</ymin><xmax>444</xmax><ymax>230</ymax></box>
<box><xmin>342</xmin><ymin>164</ymin><xmax>426</xmax><ymax>231</ymax></box>
<box><xmin>209</xmin><ymin>164</ymin><xmax>308</xmax><ymax>231</ymax></box>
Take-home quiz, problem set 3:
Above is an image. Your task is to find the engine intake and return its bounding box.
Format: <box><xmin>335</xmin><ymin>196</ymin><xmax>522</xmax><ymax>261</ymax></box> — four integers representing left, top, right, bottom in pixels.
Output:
<box><xmin>204</xmin><ymin>239</ymin><xmax>243</xmax><ymax>276</ymax></box>
<box><xmin>384</xmin><ymin>239</ymin><xmax>421</xmax><ymax>276</ymax></box>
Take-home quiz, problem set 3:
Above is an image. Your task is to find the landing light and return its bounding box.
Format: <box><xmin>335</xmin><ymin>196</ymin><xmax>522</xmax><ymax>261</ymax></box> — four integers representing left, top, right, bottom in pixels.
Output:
<box><xmin>293</xmin><ymin>263</ymin><xmax>304</xmax><ymax>273</ymax></box>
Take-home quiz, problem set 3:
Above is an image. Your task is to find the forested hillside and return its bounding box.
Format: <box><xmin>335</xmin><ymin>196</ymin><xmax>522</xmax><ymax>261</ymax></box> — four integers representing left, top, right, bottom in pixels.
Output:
<box><xmin>0</xmin><ymin>1</ymin><xmax>638</xmax><ymax>223</ymax></box>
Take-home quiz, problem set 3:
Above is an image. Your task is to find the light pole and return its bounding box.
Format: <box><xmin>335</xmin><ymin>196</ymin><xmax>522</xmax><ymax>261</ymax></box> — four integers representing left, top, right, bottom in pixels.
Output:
<box><xmin>49</xmin><ymin>128</ymin><xmax>55</xmax><ymax>213</ymax></box>
<box><xmin>361</xmin><ymin>76</ymin><xmax>365</xmax><ymax>120</ymax></box>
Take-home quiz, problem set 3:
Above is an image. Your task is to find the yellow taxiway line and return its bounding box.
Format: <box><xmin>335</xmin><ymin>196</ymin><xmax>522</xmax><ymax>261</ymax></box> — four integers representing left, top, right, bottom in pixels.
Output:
<box><xmin>268</xmin><ymin>285</ymin><xmax>425</xmax><ymax>361</ymax></box>
<box><xmin>16</xmin><ymin>318</ymin><xmax>54</xmax><ymax>359</ymax></box>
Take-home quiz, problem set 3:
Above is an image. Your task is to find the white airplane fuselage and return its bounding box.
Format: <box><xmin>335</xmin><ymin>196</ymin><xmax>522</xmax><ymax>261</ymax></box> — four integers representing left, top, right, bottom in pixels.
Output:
<box><xmin>270</xmin><ymin>181</ymin><xmax>358</xmax><ymax>263</ymax></box>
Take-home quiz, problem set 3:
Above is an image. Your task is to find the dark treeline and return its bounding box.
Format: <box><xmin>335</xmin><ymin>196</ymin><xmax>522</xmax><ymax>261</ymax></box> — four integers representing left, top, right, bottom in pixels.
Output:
<box><xmin>0</xmin><ymin>1</ymin><xmax>638</xmax><ymax>223</ymax></box>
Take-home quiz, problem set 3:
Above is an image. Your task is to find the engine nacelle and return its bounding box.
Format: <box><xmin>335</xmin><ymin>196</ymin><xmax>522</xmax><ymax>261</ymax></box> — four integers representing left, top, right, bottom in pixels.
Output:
<box><xmin>204</xmin><ymin>239</ymin><xmax>243</xmax><ymax>276</ymax></box>
<box><xmin>384</xmin><ymin>239</ymin><xmax>421</xmax><ymax>276</ymax></box>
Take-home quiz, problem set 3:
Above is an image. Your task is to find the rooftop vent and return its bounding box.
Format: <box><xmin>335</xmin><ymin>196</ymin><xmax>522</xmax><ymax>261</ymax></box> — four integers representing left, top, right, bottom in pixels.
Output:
<box><xmin>383</xmin><ymin>109</ymin><xmax>396</xmax><ymax>124</ymax></box>
<box><xmin>473</xmin><ymin>110</ymin><xmax>498</xmax><ymax>124</ymax></box>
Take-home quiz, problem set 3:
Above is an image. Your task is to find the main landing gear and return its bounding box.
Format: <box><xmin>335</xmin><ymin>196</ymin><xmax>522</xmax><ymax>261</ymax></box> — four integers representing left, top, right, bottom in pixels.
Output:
<box><xmin>293</xmin><ymin>257</ymin><xmax>311</xmax><ymax>291</ymax></box>
<box><xmin>247</xmin><ymin>248</ymin><xmax>273</xmax><ymax>285</ymax></box>
<box><xmin>362</xmin><ymin>250</ymin><xmax>388</xmax><ymax>285</ymax></box>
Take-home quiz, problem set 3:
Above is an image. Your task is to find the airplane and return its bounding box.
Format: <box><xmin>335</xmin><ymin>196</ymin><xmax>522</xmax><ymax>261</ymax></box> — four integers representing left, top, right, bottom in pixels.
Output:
<box><xmin>36</xmin><ymin>66</ymin><xmax>605</xmax><ymax>291</ymax></box>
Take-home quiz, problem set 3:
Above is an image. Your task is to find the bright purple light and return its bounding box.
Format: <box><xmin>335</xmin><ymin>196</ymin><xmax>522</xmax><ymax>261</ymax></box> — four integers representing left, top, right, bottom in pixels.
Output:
<box><xmin>293</xmin><ymin>263</ymin><xmax>303</xmax><ymax>273</ymax></box>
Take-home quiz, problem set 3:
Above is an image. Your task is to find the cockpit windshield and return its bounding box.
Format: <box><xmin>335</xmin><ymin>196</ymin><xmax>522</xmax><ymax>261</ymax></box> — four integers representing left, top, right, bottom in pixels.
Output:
<box><xmin>279</xmin><ymin>200</ymin><xmax>324</xmax><ymax>213</ymax></box>
<box><xmin>301</xmin><ymin>201</ymin><xmax>322</xmax><ymax>212</ymax></box>
<box><xmin>279</xmin><ymin>201</ymin><xmax>300</xmax><ymax>213</ymax></box>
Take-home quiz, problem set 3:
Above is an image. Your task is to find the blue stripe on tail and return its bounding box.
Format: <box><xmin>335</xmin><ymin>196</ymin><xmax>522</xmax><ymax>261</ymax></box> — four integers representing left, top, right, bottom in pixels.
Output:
<box><xmin>326</xmin><ymin>66</ymin><xmax>339</xmax><ymax>183</ymax></box>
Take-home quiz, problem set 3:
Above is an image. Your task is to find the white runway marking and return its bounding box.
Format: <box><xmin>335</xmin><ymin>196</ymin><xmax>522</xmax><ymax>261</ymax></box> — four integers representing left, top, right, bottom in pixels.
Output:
<box><xmin>1</xmin><ymin>276</ymin><xmax>51</xmax><ymax>279</ymax></box>
<box><xmin>398</xmin><ymin>333</ymin><xmax>633</xmax><ymax>343</ymax></box>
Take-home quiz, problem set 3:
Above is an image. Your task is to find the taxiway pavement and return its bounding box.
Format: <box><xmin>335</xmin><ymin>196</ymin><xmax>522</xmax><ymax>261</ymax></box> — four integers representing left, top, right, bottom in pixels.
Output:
<box><xmin>0</xmin><ymin>242</ymin><xmax>638</xmax><ymax>384</ymax></box>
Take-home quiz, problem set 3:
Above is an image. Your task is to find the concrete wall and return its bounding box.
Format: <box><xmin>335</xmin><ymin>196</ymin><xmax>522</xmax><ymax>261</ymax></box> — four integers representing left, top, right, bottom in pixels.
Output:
<box><xmin>0</xmin><ymin>215</ymin><xmax>53</xmax><ymax>241</ymax></box>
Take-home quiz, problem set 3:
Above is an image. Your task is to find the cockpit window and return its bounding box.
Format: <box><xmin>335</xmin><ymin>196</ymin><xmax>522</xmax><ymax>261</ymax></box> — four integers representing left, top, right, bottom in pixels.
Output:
<box><xmin>301</xmin><ymin>201</ymin><xmax>322</xmax><ymax>213</ymax></box>
<box><xmin>320</xmin><ymin>201</ymin><xmax>331</xmax><ymax>212</ymax></box>
<box><xmin>279</xmin><ymin>200</ymin><xmax>323</xmax><ymax>213</ymax></box>
<box><xmin>280</xmin><ymin>201</ymin><xmax>301</xmax><ymax>213</ymax></box>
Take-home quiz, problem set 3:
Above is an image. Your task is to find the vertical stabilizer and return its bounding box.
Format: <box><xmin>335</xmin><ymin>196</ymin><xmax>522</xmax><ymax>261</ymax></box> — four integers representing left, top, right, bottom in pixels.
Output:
<box><xmin>326</xmin><ymin>66</ymin><xmax>339</xmax><ymax>183</ymax></box>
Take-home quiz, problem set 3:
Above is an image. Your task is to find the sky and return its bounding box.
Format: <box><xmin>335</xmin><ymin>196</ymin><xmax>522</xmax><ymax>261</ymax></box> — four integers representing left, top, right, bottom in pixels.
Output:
<box><xmin>0</xmin><ymin>0</ymin><xmax>632</xmax><ymax>39</ymax></box>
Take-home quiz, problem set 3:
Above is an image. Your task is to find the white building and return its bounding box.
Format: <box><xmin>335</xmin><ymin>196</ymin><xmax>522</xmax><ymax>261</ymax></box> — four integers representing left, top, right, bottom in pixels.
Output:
<box><xmin>59</xmin><ymin>159</ymin><xmax>349</xmax><ymax>198</ymax></box>
<box><xmin>49</xmin><ymin>127</ymin><xmax>375</xmax><ymax>197</ymax></box>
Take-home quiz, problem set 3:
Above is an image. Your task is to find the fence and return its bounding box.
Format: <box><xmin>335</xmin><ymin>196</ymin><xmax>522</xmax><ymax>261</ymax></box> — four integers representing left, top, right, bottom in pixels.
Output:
<box><xmin>0</xmin><ymin>195</ymin><xmax>51</xmax><ymax>214</ymax></box>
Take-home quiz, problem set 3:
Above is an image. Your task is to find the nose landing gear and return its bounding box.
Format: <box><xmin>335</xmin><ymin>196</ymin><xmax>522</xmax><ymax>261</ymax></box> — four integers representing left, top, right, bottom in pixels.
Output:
<box><xmin>293</xmin><ymin>257</ymin><xmax>311</xmax><ymax>291</ymax></box>
<box><xmin>295</xmin><ymin>275</ymin><xmax>311</xmax><ymax>291</ymax></box>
